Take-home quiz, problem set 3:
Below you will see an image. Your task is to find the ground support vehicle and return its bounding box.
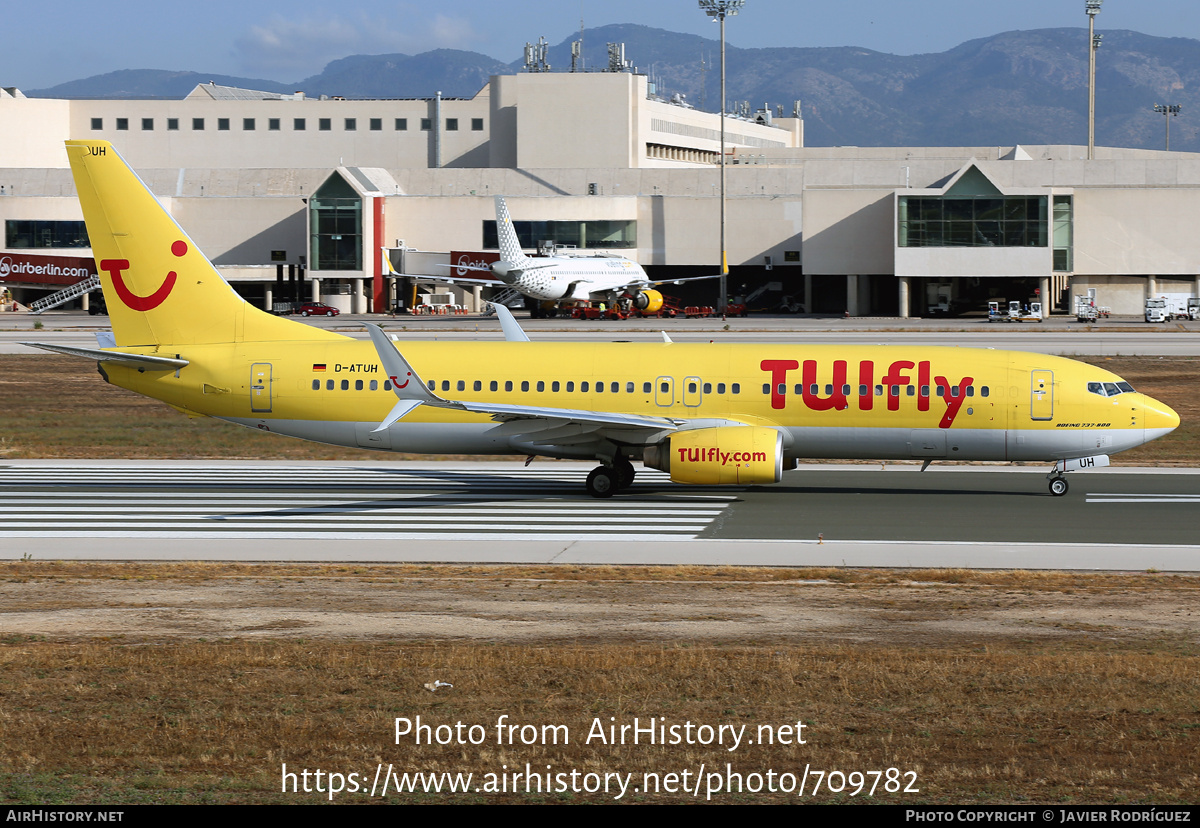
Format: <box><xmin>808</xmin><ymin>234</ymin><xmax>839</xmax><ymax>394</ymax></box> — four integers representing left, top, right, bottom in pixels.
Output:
<box><xmin>1145</xmin><ymin>298</ymin><xmax>1169</xmax><ymax>323</ymax></box>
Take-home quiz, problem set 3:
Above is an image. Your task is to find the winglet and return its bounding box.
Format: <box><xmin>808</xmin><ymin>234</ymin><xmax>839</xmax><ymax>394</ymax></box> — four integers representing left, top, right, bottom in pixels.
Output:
<box><xmin>365</xmin><ymin>323</ymin><xmax>449</xmax><ymax>431</ymax></box>
<box><xmin>490</xmin><ymin>302</ymin><xmax>531</xmax><ymax>342</ymax></box>
<box><xmin>365</xmin><ymin>324</ymin><xmax>441</xmax><ymax>404</ymax></box>
<box><xmin>661</xmin><ymin>331</ymin><xmax>673</xmax><ymax>344</ymax></box>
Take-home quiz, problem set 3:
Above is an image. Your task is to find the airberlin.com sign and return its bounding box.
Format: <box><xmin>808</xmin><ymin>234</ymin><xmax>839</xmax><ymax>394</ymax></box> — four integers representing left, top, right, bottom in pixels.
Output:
<box><xmin>0</xmin><ymin>253</ymin><xmax>97</xmax><ymax>286</ymax></box>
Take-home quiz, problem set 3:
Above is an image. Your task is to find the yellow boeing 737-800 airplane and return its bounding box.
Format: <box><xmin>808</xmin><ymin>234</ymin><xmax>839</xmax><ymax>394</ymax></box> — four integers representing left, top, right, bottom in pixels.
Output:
<box><xmin>24</xmin><ymin>141</ymin><xmax>1179</xmax><ymax>498</ymax></box>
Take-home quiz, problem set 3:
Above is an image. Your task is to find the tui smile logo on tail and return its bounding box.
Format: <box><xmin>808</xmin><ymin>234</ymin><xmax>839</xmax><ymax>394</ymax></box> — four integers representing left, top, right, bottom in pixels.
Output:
<box><xmin>100</xmin><ymin>240</ymin><xmax>186</xmax><ymax>311</ymax></box>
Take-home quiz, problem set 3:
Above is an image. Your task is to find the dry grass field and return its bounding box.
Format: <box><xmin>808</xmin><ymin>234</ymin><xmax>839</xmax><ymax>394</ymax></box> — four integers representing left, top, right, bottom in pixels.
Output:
<box><xmin>2</xmin><ymin>564</ymin><xmax>1199</xmax><ymax>805</ymax></box>
<box><xmin>1</xmin><ymin>354</ymin><xmax>1198</xmax><ymax>804</ymax></box>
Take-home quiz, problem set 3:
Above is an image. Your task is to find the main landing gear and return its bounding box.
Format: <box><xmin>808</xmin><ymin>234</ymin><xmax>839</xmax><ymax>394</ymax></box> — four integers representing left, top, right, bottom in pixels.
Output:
<box><xmin>585</xmin><ymin>456</ymin><xmax>636</xmax><ymax>498</ymax></box>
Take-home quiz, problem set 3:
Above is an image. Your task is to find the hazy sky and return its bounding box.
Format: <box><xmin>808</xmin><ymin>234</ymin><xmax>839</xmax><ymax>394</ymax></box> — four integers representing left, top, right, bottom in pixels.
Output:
<box><xmin>5</xmin><ymin>1</ymin><xmax>1199</xmax><ymax>89</ymax></box>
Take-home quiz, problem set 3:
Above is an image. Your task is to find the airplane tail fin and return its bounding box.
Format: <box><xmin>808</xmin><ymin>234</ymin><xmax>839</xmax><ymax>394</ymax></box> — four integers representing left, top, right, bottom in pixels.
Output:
<box><xmin>65</xmin><ymin>140</ymin><xmax>342</xmax><ymax>347</ymax></box>
<box><xmin>494</xmin><ymin>196</ymin><xmax>534</xmax><ymax>268</ymax></box>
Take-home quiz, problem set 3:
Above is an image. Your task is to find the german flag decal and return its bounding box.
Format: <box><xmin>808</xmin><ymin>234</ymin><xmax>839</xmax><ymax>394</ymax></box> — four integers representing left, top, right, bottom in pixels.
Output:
<box><xmin>312</xmin><ymin>364</ymin><xmax>327</xmax><ymax>372</ymax></box>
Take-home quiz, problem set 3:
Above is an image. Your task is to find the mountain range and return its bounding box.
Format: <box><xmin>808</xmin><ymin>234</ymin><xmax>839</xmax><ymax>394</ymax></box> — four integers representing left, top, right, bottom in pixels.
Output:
<box><xmin>26</xmin><ymin>23</ymin><xmax>1200</xmax><ymax>153</ymax></box>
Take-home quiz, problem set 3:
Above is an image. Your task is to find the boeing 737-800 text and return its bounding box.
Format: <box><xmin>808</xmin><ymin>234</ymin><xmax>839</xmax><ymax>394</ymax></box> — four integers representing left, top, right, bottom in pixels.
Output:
<box><xmin>23</xmin><ymin>141</ymin><xmax>1179</xmax><ymax>498</ymax></box>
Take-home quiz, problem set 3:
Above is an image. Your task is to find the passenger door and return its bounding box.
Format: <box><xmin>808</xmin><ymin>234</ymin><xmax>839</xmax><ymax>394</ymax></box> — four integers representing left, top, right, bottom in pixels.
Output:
<box><xmin>250</xmin><ymin>363</ymin><xmax>272</xmax><ymax>413</ymax></box>
<box><xmin>1030</xmin><ymin>370</ymin><xmax>1053</xmax><ymax>421</ymax></box>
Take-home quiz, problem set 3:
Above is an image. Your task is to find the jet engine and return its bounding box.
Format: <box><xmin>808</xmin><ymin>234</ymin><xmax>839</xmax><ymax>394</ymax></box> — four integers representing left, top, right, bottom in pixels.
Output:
<box><xmin>631</xmin><ymin>289</ymin><xmax>664</xmax><ymax>313</ymax></box>
<box><xmin>643</xmin><ymin>426</ymin><xmax>784</xmax><ymax>485</ymax></box>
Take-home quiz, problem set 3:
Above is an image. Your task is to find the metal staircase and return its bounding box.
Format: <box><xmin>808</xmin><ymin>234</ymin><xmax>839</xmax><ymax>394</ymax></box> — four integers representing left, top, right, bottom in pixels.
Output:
<box><xmin>29</xmin><ymin>275</ymin><xmax>101</xmax><ymax>314</ymax></box>
<box><xmin>481</xmin><ymin>286</ymin><xmax>525</xmax><ymax>315</ymax></box>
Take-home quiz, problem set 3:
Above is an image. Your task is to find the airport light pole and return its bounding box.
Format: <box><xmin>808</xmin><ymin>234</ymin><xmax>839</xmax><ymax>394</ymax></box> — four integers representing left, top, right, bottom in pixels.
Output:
<box><xmin>1154</xmin><ymin>104</ymin><xmax>1181</xmax><ymax>150</ymax></box>
<box><xmin>699</xmin><ymin>0</ymin><xmax>744</xmax><ymax>315</ymax></box>
<box><xmin>1087</xmin><ymin>1</ymin><xmax>1102</xmax><ymax>160</ymax></box>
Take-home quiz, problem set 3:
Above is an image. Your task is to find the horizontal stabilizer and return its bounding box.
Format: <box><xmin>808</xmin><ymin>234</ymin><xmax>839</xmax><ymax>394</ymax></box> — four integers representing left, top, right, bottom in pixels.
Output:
<box><xmin>20</xmin><ymin>341</ymin><xmax>188</xmax><ymax>370</ymax></box>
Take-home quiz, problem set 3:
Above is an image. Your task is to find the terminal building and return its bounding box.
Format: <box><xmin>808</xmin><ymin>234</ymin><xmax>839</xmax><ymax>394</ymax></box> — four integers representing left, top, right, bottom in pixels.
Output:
<box><xmin>1</xmin><ymin>68</ymin><xmax>1198</xmax><ymax>317</ymax></box>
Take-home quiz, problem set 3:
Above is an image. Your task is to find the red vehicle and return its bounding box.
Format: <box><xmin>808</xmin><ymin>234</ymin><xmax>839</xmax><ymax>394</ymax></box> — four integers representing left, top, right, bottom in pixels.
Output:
<box><xmin>297</xmin><ymin>302</ymin><xmax>340</xmax><ymax>317</ymax></box>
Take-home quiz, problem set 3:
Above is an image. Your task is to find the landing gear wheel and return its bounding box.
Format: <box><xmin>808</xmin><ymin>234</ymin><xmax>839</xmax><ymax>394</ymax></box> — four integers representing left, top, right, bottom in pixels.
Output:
<box><xmin>1049</xmin><ymin>476</ymin><xmax>1069</xmax><ymax>496</ymax></box>
<box><xmin>616</xmin><ymin>461</ymin><xmax>636</xmax><ymax>489</ymax></box>
<box><xmin>586</xmin><ymin>467</ymin><xmax>617</xmax><ymax>498</ymax></box>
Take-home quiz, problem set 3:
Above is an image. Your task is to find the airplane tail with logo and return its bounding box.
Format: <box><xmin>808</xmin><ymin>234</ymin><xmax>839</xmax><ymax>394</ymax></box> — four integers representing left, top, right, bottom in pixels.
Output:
<box><xmin>65</xmin><ymin>140</ymin><xmax>342</xmax><ymax>348</ymax></box>
<box><xmin>493</xmin><ymin>196</ymin><xmax>535</xmax><ymax>270</ymax></box>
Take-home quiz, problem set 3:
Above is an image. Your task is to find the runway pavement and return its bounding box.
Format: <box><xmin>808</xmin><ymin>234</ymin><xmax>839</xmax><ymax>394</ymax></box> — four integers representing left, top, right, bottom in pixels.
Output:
<box><xmin>2</xmin><ymin>461</ymin><xmax>1197</xmax><ymax>571</ymax></box>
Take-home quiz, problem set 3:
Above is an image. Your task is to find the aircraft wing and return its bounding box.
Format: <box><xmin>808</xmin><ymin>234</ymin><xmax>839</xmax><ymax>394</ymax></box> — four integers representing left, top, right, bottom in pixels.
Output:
<box><xmin>365</xmin><ymin>324</ymin><xmax>678</xmax><ymax>441</ymax></box>
<box><xmin>613</xmin><ymin>273</ymin><xmax>723</xmax><ymax>292</ymax></box>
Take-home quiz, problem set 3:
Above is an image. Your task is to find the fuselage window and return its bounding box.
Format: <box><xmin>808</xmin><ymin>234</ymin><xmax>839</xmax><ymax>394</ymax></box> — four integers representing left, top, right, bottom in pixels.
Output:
<box><xmin>311</xmin><ymin>379</ymin><xmax>320</xmax><ymax>390</ymax></box>
<box><xmin>552</xmin><ymin>381</ymin><xmax>560</xmax><ymax>392</ymax></box>
<box><xmin>950</xmin><ymin>386</ymin><xmax>960</xmax><ymax>398</ymax></box>
<box><xmin>661</xmin><ymin>382</ymin><xmax>670</xmax><ymax>393</ymax></box>
<box><xmin>442</xmin><ymin>380</ymin><xmax>450</xmax><ymax>391</ymax></box>
<box><xmin>906</xmin><ymin>385</ymin><xmax>915</xmax><ymax>396</ymax></box>
<box><xmin>980</xmin><ymin>386</ymin><xmax>989</xmax><ymax>397</ymax></box>
<box><xmin>490</xmin><ymin>380</ymin><xmax>498</xmax><ymax>391</ymax></box>
<box><xmin>936</xmin><ymin>385</ymin><xmax>946</xmax><ymax>397</ymax></box>
<box><xmin>582</xmin><ymin>381</ymin><xmax>589</xmax><ymax>392</ymax></box>
<box><xmin>825</xmin><ymin>384</ymin><xmax>835</xmax><ymax>395</ymax></box>
<box><xmin>703</xmin><ymin>383</ymin><xmax>712</xmax><ymax>394</ymax></box>
<box><xmin>731</xmin><ymin>383</ymin><xmax>741</xmax><ymax>394</ymax></box>
<box><xmin>810</xmin><ymin>384</ymin><xmax>819</xmax><ymax>395</ymax></box>
<box><xmin>778</xmin><ymin>384</ymin><xmax>787</xmax><ymax>395</ymax></box>
<box><xmin>457</xmin><ymin>380</ymin><xmax>465</xmax><ymax>392</ymax></box>
<box><xmin>965</xmin><ymin>386</ymin><xmax>974</xmax><ymax>397</ymax></box>
<box><xmin>842</xmin><ymin>385</ymin><xmax>851</xmax><ymax>395</ymax></box>
<box><xmin>643</xmin><ymin>382</ymin><xmax>652</xmax><ymax>394</ymax></box>
<box><xmin>762</xmin><ymin>384</ymin><xmax>771</xmax><ymax>395</ymax></box>
<box><xmin>341</xmin><ymin>380</ymin><xmax>349</xmax><ymax>391</ymax></box>
<box><xmin>326</xmin><ymin>380</ymin><xmax>334</xmax><ymax>390</ymax></box>
<box><xmin>537</xmin><ymin>381</ymin><xmax>545</xmax><ymax>392</ymax></box>
<box><xmin>890</xmin><ymin>385</ymin><xmax>900</xmax><ymax>397</ymax></box>
<box><xmin>626</xmin><ymin>382</ymin><xmax>635</xmax><ymax>393</ymax></box>
<box><xmin>427</xmin><ymin>380</ymin><xmax>435</xmax><ymax>390</ymax></box>
<box><xmin>921</xmin><ymin>385</ymin><xmax>929</xmax><ymax>397</ymax></box>
<box><xmin>859</xmin><ymin>384</ymin><xmax>868</xmax><ymax>396</ymax></box>
<box><xmin>875</xmin><ymin>385</ymin><xmax>884</xmax><ymax>396</ymax></box>
<box><xmin>567</xmin><ymin>381</ymin><xmax>575</xmax><ymax>392</ymax></box>
<box><xmin>505</xmin><ymin>381</ymin><xmax>513</xmax><ymax>392</ymax></box>
<box><xmin>355</xmin><ymin>380</ymin><xmax>363</xmax><ymax>391</ymax></box>
<box><xmin>596</xmin><ymin>382</ymin><xmax>605</xmax><ymax>394</ymax></box>
<box><xmin>384</xmin><ymin>381</ymin><xmax>392</xmax><ymax>391</ymax></box>
<box><xmin>521</xmin><ymin>381</ymin><xmax>530</xmax><ymax>392</ymax></box>
<box><xmin>370</xmin><ymin>380</ymin><xmax>378</xmax><ymax>391</ymax></box>
<box><xmin>611</xmin><ymin>382</ymin><xmax>620</xmax><ymax>393</ymax></box>
<box><xmin>473</xmin><ymin>380</ymin><xmax>482</xmax><ymax>391</ymax></box>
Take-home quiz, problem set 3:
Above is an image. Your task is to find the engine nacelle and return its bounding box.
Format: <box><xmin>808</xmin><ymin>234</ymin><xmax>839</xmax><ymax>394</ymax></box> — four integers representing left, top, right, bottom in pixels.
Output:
<box><xmin>632</xmin><ymin>289</ymin><xmax>664</xmax><ymax>313</ymax></box>
<box><xmin>644</xmin><ymin>426</ymin><xmax>784</xmax><ymax>485</ymax></box>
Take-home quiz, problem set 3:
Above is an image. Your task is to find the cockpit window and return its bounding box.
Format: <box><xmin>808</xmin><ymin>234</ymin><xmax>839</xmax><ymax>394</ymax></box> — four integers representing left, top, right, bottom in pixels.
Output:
<box><xmin>1088</xmin><ymin>380</ymin><xmax>1136</xmax><ymax>397</ymax></box>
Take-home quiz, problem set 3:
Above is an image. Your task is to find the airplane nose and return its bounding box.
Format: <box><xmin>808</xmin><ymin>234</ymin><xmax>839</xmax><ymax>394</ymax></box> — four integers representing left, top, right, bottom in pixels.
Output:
<box><xmin>1141</xmin><ymin>395</ymin><xmax>1180</xmax><ymax>443</ymax></box>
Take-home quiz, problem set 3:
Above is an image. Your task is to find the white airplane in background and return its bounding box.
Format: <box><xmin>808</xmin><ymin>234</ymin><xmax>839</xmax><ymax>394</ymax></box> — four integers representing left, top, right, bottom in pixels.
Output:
<box><xmin>410</xmin><ymin>196</ymin><xmax>720</xmax><ymax>316</ymax></box>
